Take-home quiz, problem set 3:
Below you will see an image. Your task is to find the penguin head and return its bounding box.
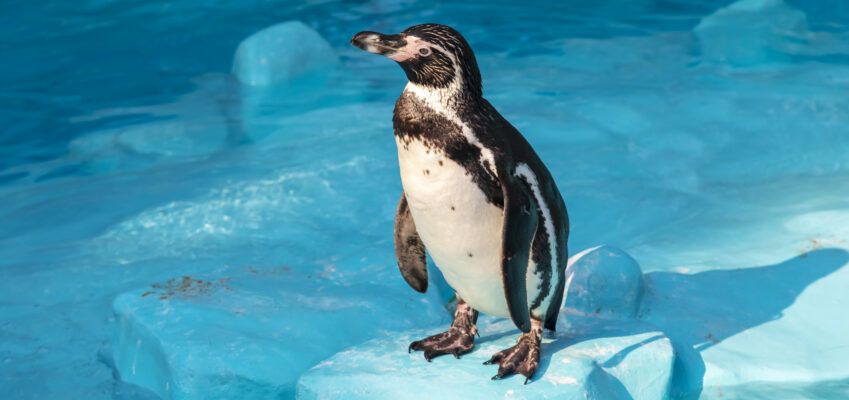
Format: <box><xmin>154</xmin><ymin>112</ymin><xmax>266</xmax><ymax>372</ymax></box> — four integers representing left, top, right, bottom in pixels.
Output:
<box><xmin>351</xmin><ymin>24</ymin><xmax>481</xmax><ymax>97</ymax></box>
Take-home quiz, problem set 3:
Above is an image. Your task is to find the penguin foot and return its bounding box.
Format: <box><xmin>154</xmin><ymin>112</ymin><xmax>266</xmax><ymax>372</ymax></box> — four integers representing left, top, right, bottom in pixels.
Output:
<box><xmin>408</xmin><ymin>298</ymin><xmax>478</xmax><ymax>362</ymax></box>
<box><xmin>408</xmin><ymin>326</ymin><xmax>476</xmax><ymax>361</ymax></box>
<box><xmin>483</xmin><ymin>323</ymin><xmax>542</xmax><ymax>384</ymax></box>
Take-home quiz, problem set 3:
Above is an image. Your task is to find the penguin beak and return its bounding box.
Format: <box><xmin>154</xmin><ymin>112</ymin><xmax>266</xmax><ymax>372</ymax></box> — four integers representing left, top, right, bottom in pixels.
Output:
<box><xmin>351</xmin><ymin>31</ymin><xmax>412</xmax><ymax>61</ymax></box>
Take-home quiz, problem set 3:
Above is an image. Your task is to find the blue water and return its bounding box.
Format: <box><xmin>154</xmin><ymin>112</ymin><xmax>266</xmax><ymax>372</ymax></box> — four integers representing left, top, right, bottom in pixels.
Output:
<box><xmin>2</xmin><ymin>0</ymin><xmax>849</xmax><ymax>399</ymax></box>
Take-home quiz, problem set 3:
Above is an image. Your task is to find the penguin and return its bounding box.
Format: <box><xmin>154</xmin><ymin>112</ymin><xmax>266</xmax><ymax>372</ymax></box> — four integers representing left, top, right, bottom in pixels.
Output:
<box><xmin>351</xmin><ymin>23</ymin><xmax>569</xmax><ymax>383</ymax></box>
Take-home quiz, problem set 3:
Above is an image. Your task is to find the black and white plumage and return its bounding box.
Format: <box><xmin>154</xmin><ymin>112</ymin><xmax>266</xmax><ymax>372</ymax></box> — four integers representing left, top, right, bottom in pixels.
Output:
<box><xmin>352</xmin><ymin>23</ymin><xmax>569</xmax><ymax>382</ymax></box>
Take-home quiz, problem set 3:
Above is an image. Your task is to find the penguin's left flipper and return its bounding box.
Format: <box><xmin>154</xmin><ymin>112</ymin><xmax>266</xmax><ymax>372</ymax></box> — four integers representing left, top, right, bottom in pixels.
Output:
<box><xmin>394</xmin><ymin>193</ymin><xmax>428</xmax><ymax>293</ymax></box>
<box><xmin>499</xmin><ymin>168</ymin><xmax>539</xmax><ymax>334</ymax></box>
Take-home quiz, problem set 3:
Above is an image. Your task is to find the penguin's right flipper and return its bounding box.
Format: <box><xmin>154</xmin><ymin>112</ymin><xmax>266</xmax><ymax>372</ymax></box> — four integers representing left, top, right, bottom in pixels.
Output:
<box><xmin>394</xmin><ymin>193</ymin><xmax>428</xmax><ymax>293</ymax></box>
<box><xmin>499</xmin><ymin>171</ymin><xmax>538</xmax><ymax>333</ymax></box>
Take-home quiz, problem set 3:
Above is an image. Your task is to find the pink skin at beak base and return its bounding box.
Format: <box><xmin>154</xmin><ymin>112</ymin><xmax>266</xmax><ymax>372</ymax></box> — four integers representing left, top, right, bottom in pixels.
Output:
<box><xmin>388</xmin><ymin>36</ymin><xmax>426</xmax><ymax>62</ymax></box>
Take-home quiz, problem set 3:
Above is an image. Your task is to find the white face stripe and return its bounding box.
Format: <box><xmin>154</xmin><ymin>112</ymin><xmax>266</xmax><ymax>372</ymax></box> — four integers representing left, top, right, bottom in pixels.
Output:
<box><xmin>402</xmin><ymin>39</ymin><xmax>498</xmax><ymax>179</ymax></box>
<box><xmin>389</xmin><ymin>36</ymin><xmax>428</xmax><ymax>62</ymax></box>
<box><xmin>514</xmin><ymin>163</ymin><xmax>558</xmax><ymax>305</ymax></box>
<box><xmin>402</xmin><ymin>35</ymin><xmax>450</xmax><ymax>60</ymax></box>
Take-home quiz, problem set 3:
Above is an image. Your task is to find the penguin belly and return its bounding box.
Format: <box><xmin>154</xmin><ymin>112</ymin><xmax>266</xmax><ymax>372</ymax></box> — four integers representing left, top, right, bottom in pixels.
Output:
<box><xmin>396</xmin><ymin>137</ymin><xmax>510</xmax><ymax>317</ymax></box>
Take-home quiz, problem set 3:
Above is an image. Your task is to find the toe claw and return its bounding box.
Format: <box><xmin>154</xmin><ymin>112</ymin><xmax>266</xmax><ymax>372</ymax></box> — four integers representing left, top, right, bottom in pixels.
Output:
<box><xmin>409</xmin><ymin>341</ymin><xmax>424</xmax><ymax>353</ymax></box>
<box><xmin>522</xmin><ymin>370</ymin><xmax>535</xmax><ymax>385</ymax></box>
<box><xmin>491</xmin><ymin>368</ymin><xmax>511</xmax><ymax>380</ymax></box>
<box><xmin>483</xmin><ymin>353</ymin><xmax>502</xmax><ymax>365</ymax></box>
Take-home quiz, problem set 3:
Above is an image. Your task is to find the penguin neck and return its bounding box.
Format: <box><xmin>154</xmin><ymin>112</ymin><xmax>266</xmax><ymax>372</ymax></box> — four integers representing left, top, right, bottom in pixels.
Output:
<box><xmin>404</xmin><ymin>81</ymin><xmax>482</xmax><ymax>117</ymax></box>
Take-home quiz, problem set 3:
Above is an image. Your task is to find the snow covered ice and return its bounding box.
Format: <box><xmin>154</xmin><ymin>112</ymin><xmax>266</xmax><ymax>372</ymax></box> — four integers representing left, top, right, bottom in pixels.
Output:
<box><xmin>298</xmin><ymin>247</ymin><xmax>675</xmax><ymax>400</ymax></box>
<box><xmin>298</xmin><ymin>322</ymin><xmax>675</xmax><ymax>400</ymax></box>
<box><xmin>2</xmin><ymin>1</ymin><xmax>849</xmax><ymax>399</ymax></box>
<box><xmin>110</xmin><ymin>269</ymin><xmax>447</xmax><ymax>399</ymax></box>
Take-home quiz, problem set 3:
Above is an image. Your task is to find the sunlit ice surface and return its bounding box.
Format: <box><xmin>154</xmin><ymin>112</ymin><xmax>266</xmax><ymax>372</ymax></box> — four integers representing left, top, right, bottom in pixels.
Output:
<box><xmin>1</xmin><ymin>0</ymin><xmax>849</xmax><ymax>399</ymax></box>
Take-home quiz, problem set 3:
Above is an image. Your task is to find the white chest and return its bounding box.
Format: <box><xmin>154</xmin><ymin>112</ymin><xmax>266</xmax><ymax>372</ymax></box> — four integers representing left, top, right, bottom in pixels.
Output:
<box><xmin>395</xmin><ymin>137</ymin><xmax>509</xmax><ymax>317</ymax></box>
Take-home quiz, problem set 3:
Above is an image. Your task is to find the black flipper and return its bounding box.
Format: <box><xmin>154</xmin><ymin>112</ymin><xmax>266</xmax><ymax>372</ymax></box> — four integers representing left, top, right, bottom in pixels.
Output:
<box><xmin>544</xmin><ymin>262</ymin><xmax>566</xmax><ymax>331</ymax></box>
<box><xmin>545</xmin><ymin>208</ymin><xmax>569</xmax><ymax>331</ymax></box>
<box><xmin>394</xmin><ymin>193</ymin><xmax>428</xmax><ymax>293</ymax></box>
<box><xmin>499</xmin><ymin>169</ymin><xmax>538</xmax><ymax>333</ymax></box>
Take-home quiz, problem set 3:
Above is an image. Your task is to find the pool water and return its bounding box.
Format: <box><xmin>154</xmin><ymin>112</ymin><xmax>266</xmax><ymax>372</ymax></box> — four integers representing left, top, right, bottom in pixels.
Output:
<box><xmin>1</xmin><ymin>0</ymin><xmax>849</xmax><ymax>399</ymax></box>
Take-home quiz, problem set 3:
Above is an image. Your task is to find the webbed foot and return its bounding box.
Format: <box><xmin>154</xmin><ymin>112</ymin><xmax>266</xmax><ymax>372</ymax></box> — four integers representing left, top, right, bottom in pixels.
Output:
<box><xmin>408</xmin><ymin>298</ymin><xmax>478</xmax><ymax>362</ymax></box>
<box><xmin>409</xmin><ymin>326</ymin><xmax>476</xmax><ymax>361</ymax></box>
<box><xmin>484</xmin><ymin>320</ymin><xmax>542</xmax><ymax>384</ymax></box>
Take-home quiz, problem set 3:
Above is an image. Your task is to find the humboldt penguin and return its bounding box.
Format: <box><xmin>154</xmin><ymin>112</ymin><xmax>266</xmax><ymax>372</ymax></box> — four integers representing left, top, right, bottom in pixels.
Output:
<box><xmin>351</xmin><ymin>23</ymin><xmax>569</xmax><ymax>383</ymax></box>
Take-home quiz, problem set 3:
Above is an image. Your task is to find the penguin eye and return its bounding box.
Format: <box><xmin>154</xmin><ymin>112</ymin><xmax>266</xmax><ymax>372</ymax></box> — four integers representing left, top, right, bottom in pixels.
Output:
<box><xmin>418</xmin><ymin>47</ymin><xmax>432</xmax><ymax>57</ymax></box>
